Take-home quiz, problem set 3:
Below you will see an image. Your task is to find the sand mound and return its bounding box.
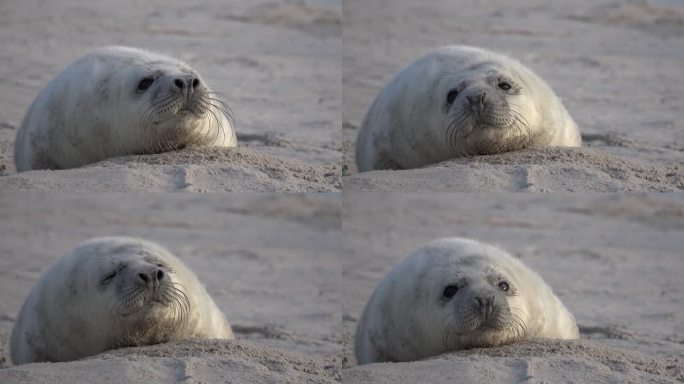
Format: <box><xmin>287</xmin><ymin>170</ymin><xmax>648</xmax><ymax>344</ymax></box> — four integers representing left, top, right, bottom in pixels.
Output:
<box><xmin>343</xmin><ymin>147</ymin><xmax>684</xmax><ymax>192</ymax></box>
<box><xmin>344</xmin><ymin>339</ymin><xmax>683</xmax><ymax>384</ymax></box>
<box><xmin>0</xmin><ymin>147</ymin><xmax>341</xmax><ymax>192</ymax></box>
<box><xmin>0</xmin><ymin>339</ymin><xmax>340</xmax><ymax>384</ymax></box>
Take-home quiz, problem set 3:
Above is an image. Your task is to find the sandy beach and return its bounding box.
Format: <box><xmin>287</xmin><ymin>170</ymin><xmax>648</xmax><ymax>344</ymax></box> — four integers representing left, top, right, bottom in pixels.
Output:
<box><xmin>342</xmin><ymin>193</ymin><xmax>684</xmax><ymax>382</ymax></box>
<box><xmin>1</xmin><ymin>0</ymin><xmax>683</xmax><ymax>383</ymax></box>
<box><xmin>0</xmin><ymin>0</ymin><xmax>341</xmax><ymax>192</ymax></box>
<box><xmin>342</xmin><ymin>0</ymin><xmax>684</xmax><ymax>192</ymax></box>
<box><xmin>0</xmin><ymin>194</ymin><xmax>341</xmax><ymax>383</ymax></box>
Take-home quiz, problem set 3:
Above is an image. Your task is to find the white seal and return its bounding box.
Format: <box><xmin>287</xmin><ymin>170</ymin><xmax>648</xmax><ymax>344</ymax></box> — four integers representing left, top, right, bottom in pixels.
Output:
<box><xmin>10</xmin><ymin>237</ymin><xmax>234</xmax><ymax>364</ymax></box>
<box><xmin>14</xmin><ymin>46</ymin><xmax>237</xmax><ymax>171</ymax></box>
<box><xmin>356</xmin><ymin>45</ymin><xmax>581</xmax><ymax>171</ymax></box>
<box><xmin>355</xmin><ymin>238</ymin><xmax>579</xmax><ymax>364</ymax></box>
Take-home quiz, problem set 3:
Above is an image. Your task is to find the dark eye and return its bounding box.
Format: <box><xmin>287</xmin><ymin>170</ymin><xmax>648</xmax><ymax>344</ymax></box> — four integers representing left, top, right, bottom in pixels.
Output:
<box><xmin>498</xmin><ymin>282</ymin><xmax>510</xmax><ymax>292</ymax></box>
<box><xmin>102</xmin><ymin>270</ymin><xmax>118</xmax><ymax>284</ymax></box>
<box><xmin>137</xmin><ymin>77</ymin><xmax>154</xmax><ymax>92</ymax></box>
<box><xmin>446</xmin><ymin>89</ymin><xmax>459</xmax><ymax>104</ymax></box>
<box><xmin>498</xmin><ymin>82</ymin><xmax>511</xmax><ymax>91</ymax></box>
<box><xmin>443</xmin><ymin>285</ymin><xmax>459</xmax><ymax>299</ymax></box>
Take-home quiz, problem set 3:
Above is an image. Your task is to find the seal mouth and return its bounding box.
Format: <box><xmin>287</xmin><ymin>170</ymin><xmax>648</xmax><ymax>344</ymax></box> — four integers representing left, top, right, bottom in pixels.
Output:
<box><xmin>477</xmin><ymin>323</ymin><xmax>501</xmax><ymax>331</ymax></box>
<box><xmin>152</xmin><ymin>108</ymin><xmax>199</xmax><ymax>125</ymax></box>
<box><xmin>473</xmin><ymin>122</ymin><xmax>506</xmax><ymax>131</ymax></box>
<box><xmin>112</xmin><ymin>281</ymin><xmax>190</xmax><ymax>318</ymax></box>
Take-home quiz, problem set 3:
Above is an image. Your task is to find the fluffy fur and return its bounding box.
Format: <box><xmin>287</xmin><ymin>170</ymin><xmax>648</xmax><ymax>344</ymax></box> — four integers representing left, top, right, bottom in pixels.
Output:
<box><xmin>356</xmin><ymin>45</ymin><xmax>581</xmax><ymax>171</ymax></box>
<box><xmin>355</xmin><ymin>238</ymin><xmax>579</xmax><ymax>364</ymax></box>
<box><xmin>14</xmin><ymin>46</ymin><xmax>236</xmax><ymax>171</ymax></box>
<box><xmin>10</xmin><ymin>237</ymin><xmax>233</xmax><ymax>364</ymax></box>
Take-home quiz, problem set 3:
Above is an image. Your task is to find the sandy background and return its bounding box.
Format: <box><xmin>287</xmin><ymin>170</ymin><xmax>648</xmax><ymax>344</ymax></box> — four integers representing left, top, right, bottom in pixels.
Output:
<box><xmin>0</xmin><ymin>194</ymin><xmax>341</xmax><ymax>383</ymax></box>
<box><xmin>0</xmin><ymin>0</ymin><xmax>341</xmax><ymax>192</ymax></box>
<box><xmin>342</xmin><ymin>0</ymin><xmax>684</xmax><ymax>192</ymax></box>
<box><xmin>342</xmin><ymin>193</ymin><xmax>684</xmax><ymax>382</ymax></box>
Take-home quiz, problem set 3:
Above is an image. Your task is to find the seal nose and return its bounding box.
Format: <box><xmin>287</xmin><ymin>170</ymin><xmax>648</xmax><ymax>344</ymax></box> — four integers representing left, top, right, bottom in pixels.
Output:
<box><xmin>138</xmin><ymin>268</ymin><xmax>165</xmax><ymax>287</ymax></box>
<box><xmin>474</xmin><ymin>295</ymin><xmax>494</xmax><ymax>317</ymax></box>
<box><xmin>467</xmin><ymin>92</ymin><xmax>487</xmax><ymax>114</ymax></box>
<box><xmin>173</xmin><ymin>77</ymin><xmax>200</xmax><ymax>91</ymax></box>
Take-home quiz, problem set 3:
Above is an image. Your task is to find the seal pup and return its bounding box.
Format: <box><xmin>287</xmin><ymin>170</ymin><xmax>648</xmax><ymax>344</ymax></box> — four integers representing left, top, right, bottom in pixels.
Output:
<box><xmin>10</xmin><ymin>237</ymin><xmax>234</xmax><ymax>364</ymax></box>
<box><xmin>356</xmin><ymin>45</ymin><xmax>581</xmax><ymax>171</ymax></box>
<box><xmin>355</xmin><ymin>238</ymin><xmax>579</xmax><ymax>364</ymax></box>
<box><xmin>14</xmin><ymin>46</ymin><xmax>237</xmax><ymax>171</ymax></box>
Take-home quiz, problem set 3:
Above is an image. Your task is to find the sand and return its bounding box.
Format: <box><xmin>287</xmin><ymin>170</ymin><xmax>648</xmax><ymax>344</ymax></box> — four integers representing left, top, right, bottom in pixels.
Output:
<box><xmin>342</xmin><ymin>0</ymin><xmax>684</xmax><ymax>192</ymax></box>
<box><xmin>0</xmin><ymin>194</ymin><xmax>342</xmax><ymax>383</ymax></box>
<box><xmin>0</xmin><ymin>147</ymin><xmax>340</xmax><ymax>192</ymax></box>
<box><xmin>0</xmin><ymin>0</ymin><xmax>341</xmax><ymax>192</ymax></box>
<box><xmin>2</xmin><ymin>340</ymin><xmax>339</xmax><ymax>384</ymax></box>
<box><xmin>342</xmin><ymin>193</ymin><xmax>684</xmax><ymax>383</ymax></box>
<box><xmin>345</xmin><ymin>147</ymin><xmax>684</xmax><ymax>192</ymax></box>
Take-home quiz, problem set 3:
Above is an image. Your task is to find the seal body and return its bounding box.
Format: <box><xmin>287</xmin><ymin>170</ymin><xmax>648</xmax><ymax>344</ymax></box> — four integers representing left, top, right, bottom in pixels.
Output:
<box><xmin>355</xmin><ymin>45</ymin><xmax>581</xmax><ymax>171</ymax></box>
<box><xmin>14</xmin><ymin>46</ymin><xmax>236</xmax><ymax>171</ymax></box>
<box><xmin>10</xmin><ymin>237</ymin><xmax>233</xmax><ymax>364</ymax></box>
<box><xmin>354</xmin><ymin>238</ymin><xmax>579</xmax><ymax>364</ymax></box>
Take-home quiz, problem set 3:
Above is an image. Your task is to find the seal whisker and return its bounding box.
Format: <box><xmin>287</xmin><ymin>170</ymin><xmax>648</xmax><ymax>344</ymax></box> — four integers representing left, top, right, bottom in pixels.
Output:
<box><xmin>206</xmin><ymin>96</ymin><xmax>236</xmax><ymax>129</ymax></box>
<box><xmin>201</xmin><ymin>97</ymin><xmax>229</xmax><ymax>145</ymax></box>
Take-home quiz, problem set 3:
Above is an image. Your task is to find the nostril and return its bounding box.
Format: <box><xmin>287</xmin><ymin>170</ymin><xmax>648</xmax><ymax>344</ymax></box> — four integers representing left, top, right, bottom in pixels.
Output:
<box><xmin>468</xmin><ymin>93</ymin><xmax>486</xmax><ymax>107</ymax></box>
<box><xmin>192</xmin><ymin>78</ymin><xmax>200</xmax><ymax>88</ymax></box>
<box><xmin>156</xmin><ymin>269</ymin><xmax>164</xmax><ymax>281</ymax></box>
<box><xmin>174</xmin><ymin>79</ymin><xmax>184</xmax><ymax>89</ymax></box>
<box><xmin>138</xmin><ymin>272</ymin><xmax>150</xmax><ymax>283</ymax></box>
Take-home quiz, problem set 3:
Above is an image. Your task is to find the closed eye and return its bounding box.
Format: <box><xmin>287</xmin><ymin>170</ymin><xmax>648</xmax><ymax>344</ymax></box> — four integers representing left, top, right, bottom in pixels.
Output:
<box><xmin>102</xmin><ymin>270</ymin><xmax>118</xmax><ymax>284</ymax></box>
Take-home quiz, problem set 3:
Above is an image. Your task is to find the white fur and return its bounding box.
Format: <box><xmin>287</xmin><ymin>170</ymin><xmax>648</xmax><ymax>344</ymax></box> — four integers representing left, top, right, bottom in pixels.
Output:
<box><xmin>14</xmin><ymin>46</ymin><xmax>236</xmax><ymax>171</ymax></box>
<box><xmin>355</xmin><ymin>238</ymin><xmax>579</xmax><ymax>364</ymax></box>
<box><xmin>10</xmin><ymin>237</ymin><xmax>233</xmax><ymax>364</ymax></box>
<box><xmin>356</xmin><ymin>45</ymin><xmax>581</xmax><ymax>171</ymax></box>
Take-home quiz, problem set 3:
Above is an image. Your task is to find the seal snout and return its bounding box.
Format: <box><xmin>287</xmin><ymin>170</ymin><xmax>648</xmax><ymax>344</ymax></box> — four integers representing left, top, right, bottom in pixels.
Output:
<box><xmin>137</xmin><ymin>267</ymin><xmax>165</xmax><ymax>290</ymax></box>
<box><xmin>172</xmin><ymin>76</ymin><xmax>202</xmax><ymax>101</ymax></box>
<box><xmin>173</xmin><ymin>77</ymin><xmax>200</xmax><ymax>91</ymax></box>
<box><xmin>466</xmin><ymin>92</ymin><xmax>487</xmax><ymax>115</ymax></box>
<box><xmin>473</xmin><ymin>295</ymin><xmax>495</xmax><ymax>317</ymax></box>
